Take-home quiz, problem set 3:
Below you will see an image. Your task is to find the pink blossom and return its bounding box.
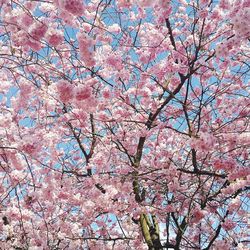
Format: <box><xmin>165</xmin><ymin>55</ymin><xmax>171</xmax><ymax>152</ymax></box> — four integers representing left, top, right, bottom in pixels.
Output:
<box><xmin>108</xmin><ymin>24</ymin><xmax>121</xmax><ymax>33</ymax></box>
<box><xmin>46</xmin><ymin>29</ymin><xmax>64</xmax><ymax>47</ymax></box>
<box><xmin>117</xmin><ymin>0</ymin><xmax>132</xmax><ymax>8</ymax></box>
<box><xmin>192</xmin><ymin>209</ymin><xmax>205</xmax><ymax>223</ymax></box>
<box><xmin>199</xmin><ymin>9</ymin><xmax>208</xmax><ymax>18</ymax></box>
<box><xmin>231</xmin><ymin>8</ymin><xmax>250</xmax><ymax>39</ymax></box>
<box><xmin>22</xmin><ymin>143</ymin><xmax>37</xmax><ymax>155</ymax></box>
<box><xmin>58</xmin><ymin>10</ymin><xmax>76</xmax><ymax>26</ymax></box>
<box><xmin>102</xmin><ymin>89</ymin><xmax>111</xmax><ymax>99</ymax></box>
<box><xmin>56</xmin><ymin>80</ymin><xmax>74</xmax><ymax>103</ymax></box>
<box><xmin>58</xmin><ymin>191</ymin><xmax>69</xmax><ymax>200</ymax></box>
<box><xmin>19</xmin><ymin>13</ymin><xmax>33</xmax><ymax>28</ymax></box>
<box><xmin>74</xmin><ymin>85</ymin><xmax>92</xmax><ymax>101</ymax></box>
<box><xmin>216</xmin><ymin>42</ymin><xmax>228</xmax><ymax>58</ymax></box>
<box><xmin>165</xmin><ymin>204</ymin><xmax>174</xmax><ymax>212</ymax></box>
<box><xmin>214</xmin><ymin>159</ymin><xmax>224</xmax><ymax>170</ymax></box>
<box><xmin>77</xmin><ymin>32</ymin><xmax>95</xmax><ymax>67</ymax></box>
<box><xmin>0</xmin><ymin>0</ymin><xmax>249</xmax><ymax>248</ymax></box>
<box><xmin>219</xmin><ymin>0</ymin><xmax>230</xmax><ymax>9</ymax></box>
<box><xmin>60</xmin><ymin>0</ymin><xmax>84</xmax><ymax>16</ymax></box>
<box><xmin>222</xmin><ymin>219</ymin><xmax>236</xmax><ymax>231</ymax></box>
<box><xmin>26</xmin><ymin>40</ymin><xmax>42</xmax><ymax>51</ymax></box>
<box><xmin>29</xmin><ymin>22</ymin><xmax>48</xmax><ymax>40</ymax></box>
<box><xmin>106</xmin><ymin>55</ymin><xmax>123</xmax><ymax>70</ymax></box>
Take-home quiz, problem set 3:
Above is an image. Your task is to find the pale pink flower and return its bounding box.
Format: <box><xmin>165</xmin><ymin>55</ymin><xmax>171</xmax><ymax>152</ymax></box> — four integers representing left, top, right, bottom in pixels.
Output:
<box><xmin>56</xmin><ymin>80</ymin><xmax>74</xmax><ymax>103</ymax></box>
<box><xmin>106</xmin><ymin>55</ymin><xmax>123</xmax><ymax>70</ymax></box>
<box><xmin>60</xmin><ymin>0</ymin><xmax>84</xmax><ymax>16</ymax></box>
<box><xmin>29</xmin><ymin>22</ymin><xmax>48</xmax><ymax>40</ymax></box>
<box><xmin>46</xmin><ymin>29</ymin><xmax>64</xmax><ymax>47</ymax></box>
<box><xmin>192</xmin><ymin>209</ymin><xmax>205</xmax><ymax>223</ymax></box>
<box><xmin>222</xmin><ymin>219</ymin><xmax>236</xmax><ymax>231</ymax></box>
<box><xmin>74</xmin><ymin>85</ymin><xmax>92</xmax><ymax>101</ymax></box>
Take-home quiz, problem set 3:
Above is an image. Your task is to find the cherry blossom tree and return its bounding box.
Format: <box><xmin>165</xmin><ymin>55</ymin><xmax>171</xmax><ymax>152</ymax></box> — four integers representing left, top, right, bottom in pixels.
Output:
<box><xmin>0</xmin><ymin>0</ymin><xmax>249</xmax><ymax>249</ymax></box>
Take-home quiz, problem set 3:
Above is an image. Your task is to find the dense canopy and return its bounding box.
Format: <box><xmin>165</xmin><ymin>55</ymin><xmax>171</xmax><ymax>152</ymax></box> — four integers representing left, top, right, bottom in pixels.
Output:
<box><xmin>0</xmin><ymin>0</ymin><xmax>249</xmax><ymax>249</ymax></box>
